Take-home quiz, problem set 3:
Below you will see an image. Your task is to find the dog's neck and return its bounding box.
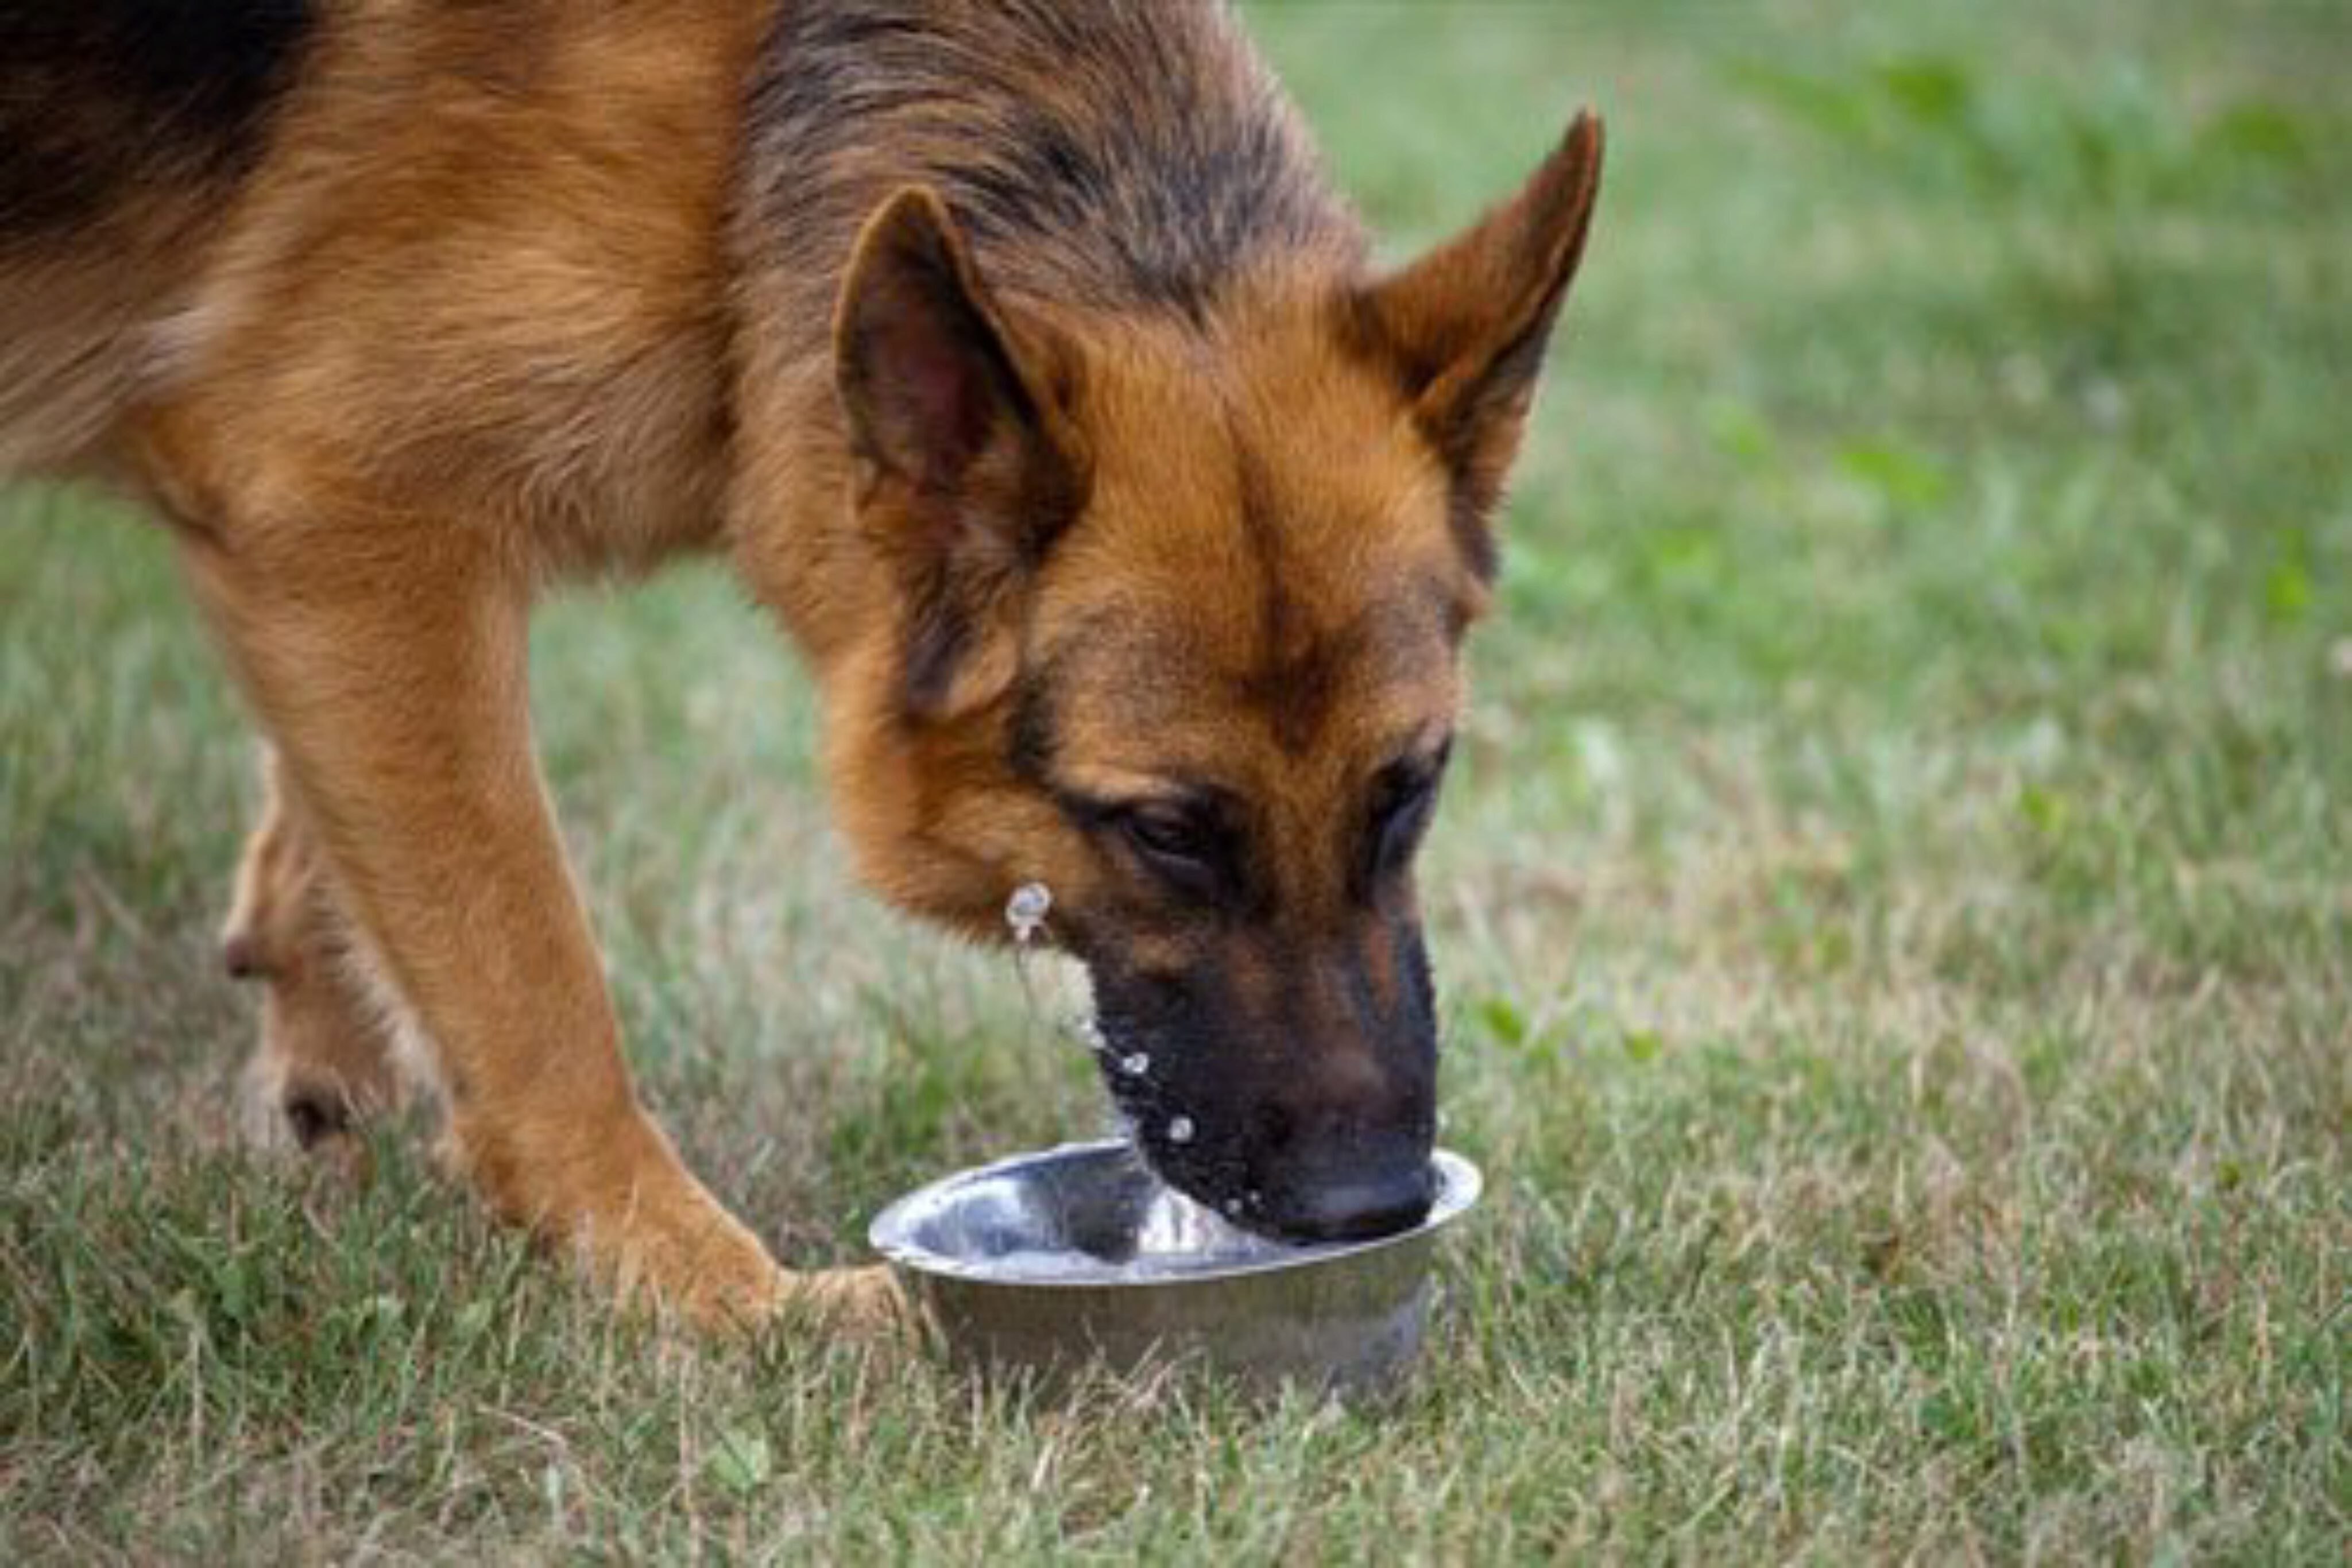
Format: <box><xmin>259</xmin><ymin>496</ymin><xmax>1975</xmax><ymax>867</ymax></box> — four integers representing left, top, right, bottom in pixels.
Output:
<box><xmin>730</xmin><ymin>0</ymin><xmax>1361</xmax><ymax>363</ymax></box>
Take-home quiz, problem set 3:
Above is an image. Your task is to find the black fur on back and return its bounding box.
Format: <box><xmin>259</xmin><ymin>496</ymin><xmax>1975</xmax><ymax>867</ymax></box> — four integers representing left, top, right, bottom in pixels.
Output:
<box><xmin>0</xmin><ymin>0</ymin><xmax>317</xmax><ymax>241</ymax></box>
<box><xmin>745</xmin><ymin>0</ymin><xmax>1357</xmax><ymax>330</ymax></box>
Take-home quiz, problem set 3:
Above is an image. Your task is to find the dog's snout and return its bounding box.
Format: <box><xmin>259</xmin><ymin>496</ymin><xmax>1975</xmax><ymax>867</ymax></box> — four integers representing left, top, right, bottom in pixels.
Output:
<box><xmin>1254</xmin><ymin>1074</ymin><xmax>1417</xmax><ymax>1161</ymax></box>
<box><xmin>1274</xmin><ymin>1157</ymin><xmax>1435</xmax><ymax>1242</ymax></box>
<box><xmin>1091</xmin><ymin>921</ymin><xmax>1441</xmax><ymax>1244</ymax></box>
<box><xmin>1249</xmin><ymin>1073</ymin><xmax>1436</xmax><ymax>1242</ymax></box>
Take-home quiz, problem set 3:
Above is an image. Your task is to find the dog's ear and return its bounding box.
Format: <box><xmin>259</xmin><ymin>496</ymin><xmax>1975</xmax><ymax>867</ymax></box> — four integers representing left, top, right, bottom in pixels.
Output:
<box><xmin>835</xmin><ymin>187</ymin><xmax>1089</xmax><ymax>719</ymax></box>
<box><xmin>1355</xmin><ymin>112</ymin><xmax>1603</xmax><ymax>582</ymax></box>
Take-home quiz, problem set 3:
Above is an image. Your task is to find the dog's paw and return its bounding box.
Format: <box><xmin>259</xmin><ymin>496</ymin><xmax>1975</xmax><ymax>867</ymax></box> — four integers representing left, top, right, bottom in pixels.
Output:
<box><xmin>780</xmin><ymin>1263</ymin><xmax>923</xmax><ymax>1345</ymax></box>
<box><xmin>663</xmin><ymin>1257</ymin><xmax>925</xmax><ymax>1350</ymax></box>
<box><xmin>237</xmin><ymin>1055</ymin><xmax>375</xmax><ymax>1175</ymax></box>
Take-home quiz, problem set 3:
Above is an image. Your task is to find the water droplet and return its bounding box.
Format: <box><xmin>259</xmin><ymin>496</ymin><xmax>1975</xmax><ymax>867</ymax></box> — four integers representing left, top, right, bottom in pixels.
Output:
<box><xmin>1167</xmin><ymin>1116</ymin><xmax>1195</xmax><ymax>1145</ymax></box>
<box><xmin>1120</xmin><ymin>1052</ymin><xmax>1150</xmax><ymax>1077</ymax></box>
<box><xmin>1223</xmin><ymin>1197</ymin><xmax>1243</xmax><ymax>1217</ymax></box>
<box><xmin>1004</xmin><ymin>881</ymin><xmax>1052</xmax><ymax>943</ymax></box>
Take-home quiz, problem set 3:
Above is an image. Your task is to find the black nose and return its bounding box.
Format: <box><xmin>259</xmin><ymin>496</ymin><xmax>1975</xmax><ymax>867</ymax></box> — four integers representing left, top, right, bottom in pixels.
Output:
<box><xmin>1272</xmin><ymin>1159</ymin><xmax>1435</xmax><ymax>1243</ymax></box>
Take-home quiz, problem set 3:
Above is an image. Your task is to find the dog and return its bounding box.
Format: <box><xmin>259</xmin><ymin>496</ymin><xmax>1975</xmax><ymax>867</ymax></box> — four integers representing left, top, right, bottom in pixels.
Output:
<box><xmin>2</xmin><ymin>0</ymin><xmax>1603</xmax><ymax>1330</ymax></box>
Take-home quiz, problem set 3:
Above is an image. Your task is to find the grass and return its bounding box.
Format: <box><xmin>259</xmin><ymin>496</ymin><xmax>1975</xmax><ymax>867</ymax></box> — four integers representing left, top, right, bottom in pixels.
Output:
<box><xmin>3</xmin><ymin>0</ymin><xmax>2346</xmax><ymax>1559</ymax></box>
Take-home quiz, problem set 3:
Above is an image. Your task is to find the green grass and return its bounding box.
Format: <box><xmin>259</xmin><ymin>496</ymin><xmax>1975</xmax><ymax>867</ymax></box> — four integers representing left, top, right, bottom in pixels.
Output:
<box><xmin>4</xmin><ymin>0</ymin><xmax>2347</xmax><ymax>1558</ymax></box>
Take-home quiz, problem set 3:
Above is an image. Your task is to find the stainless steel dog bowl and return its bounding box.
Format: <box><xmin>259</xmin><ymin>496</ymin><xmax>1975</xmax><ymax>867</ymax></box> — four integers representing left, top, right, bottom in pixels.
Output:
<box><xmin>869</xmin><ymin>1140</ymin><xmax>1481</xmax><ymax>1395</ymax></box>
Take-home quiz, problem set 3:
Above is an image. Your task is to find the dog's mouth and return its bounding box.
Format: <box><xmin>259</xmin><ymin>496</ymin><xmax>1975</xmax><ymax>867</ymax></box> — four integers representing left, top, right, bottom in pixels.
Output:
<box><xmin>1076</xmin><ymin>1018</ymin><xmax>1201</xmax><ymax>1170</ymax></box>
<box><xmin>1076</xmin><ymin>1012</ymin><xmax>1268</xmax><ymax>1232</ymax></box>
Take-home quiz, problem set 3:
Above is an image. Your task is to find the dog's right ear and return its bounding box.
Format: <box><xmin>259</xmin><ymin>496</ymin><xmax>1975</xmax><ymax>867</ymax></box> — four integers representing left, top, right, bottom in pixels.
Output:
<box><xmin>835</xmin><ymin>188</ymin><xmax>1090</xmax><ymax>720</ymax></box>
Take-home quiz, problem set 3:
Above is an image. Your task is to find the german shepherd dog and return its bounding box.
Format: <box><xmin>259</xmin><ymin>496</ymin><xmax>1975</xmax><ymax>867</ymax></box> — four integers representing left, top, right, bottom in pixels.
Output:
<box><xmin>2</xmin><ymin>1</ymin><xmax>1601</xmax><ymax>1330</ymax></box>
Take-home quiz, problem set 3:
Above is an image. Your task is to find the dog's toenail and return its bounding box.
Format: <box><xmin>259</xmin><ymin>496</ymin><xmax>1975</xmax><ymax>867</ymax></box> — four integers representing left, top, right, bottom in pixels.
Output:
<box><xmin>284</xmin><ymin>1093</ymin><xmax>350</xmax><ymax>1149</ymax></box>
<box><xmin>222</xmin><ymin>934</ymin><xmax>261</xmax><ymax>980</ymax></box>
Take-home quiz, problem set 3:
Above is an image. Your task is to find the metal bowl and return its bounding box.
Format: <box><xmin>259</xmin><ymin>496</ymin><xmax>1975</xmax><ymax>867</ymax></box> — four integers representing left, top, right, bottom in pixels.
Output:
<box><xmin>869</xmin><ymin>1140</ymin><xmax>1482</xmax><ymax>1396</ymax></box>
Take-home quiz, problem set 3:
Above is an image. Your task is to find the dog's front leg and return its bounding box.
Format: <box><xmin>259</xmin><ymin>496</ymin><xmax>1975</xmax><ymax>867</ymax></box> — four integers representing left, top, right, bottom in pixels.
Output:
<box><xmin>177</xmin><ymin>524</ymin><xmax>895</xmax><ymax>1334</ymax></box>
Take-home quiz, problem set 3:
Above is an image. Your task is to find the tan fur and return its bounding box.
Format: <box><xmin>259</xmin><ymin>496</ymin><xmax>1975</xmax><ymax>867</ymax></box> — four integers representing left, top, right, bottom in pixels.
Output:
<box><xmin>3</xmin><ymin>0</ymin><xmax>1601</xmax><ymax>1330</ymax></box>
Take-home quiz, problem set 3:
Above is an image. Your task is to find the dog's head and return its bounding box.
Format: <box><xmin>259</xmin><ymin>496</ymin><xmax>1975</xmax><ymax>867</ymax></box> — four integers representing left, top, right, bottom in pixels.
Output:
<box><xmin>823</xmin><ymin>117</ymin><xmax>1603</xmax><ymax>1241</ymax></box>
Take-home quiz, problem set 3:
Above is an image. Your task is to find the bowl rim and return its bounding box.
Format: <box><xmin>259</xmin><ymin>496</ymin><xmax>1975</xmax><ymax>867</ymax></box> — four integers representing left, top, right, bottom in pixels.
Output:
<box><xmin>866</xmin><ymin>1140</ymin><xmax>1483</xmax><ymax>1290</ymax></box>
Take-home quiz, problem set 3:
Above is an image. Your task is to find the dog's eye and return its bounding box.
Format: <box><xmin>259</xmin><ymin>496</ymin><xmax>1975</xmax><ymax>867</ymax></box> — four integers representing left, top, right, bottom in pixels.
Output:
<box><xmin>1369</xmin><ymin>742</ymin><xmax>1451</xmax><ymax>874</ymax></box>
<box><xmin>1121</xmin><ymin>807</ymin><xmax>1214</xmax><ymax>868</ymax></box>
<box><xmin>1111</xmin><ymin>803</ymin><xmax>1238</xmax><ymax>899</ymax></box>
<box><xmin>1061</xmin><ymin>789</ymin><xmax>1237</xmax><ymax>899</ymax></box>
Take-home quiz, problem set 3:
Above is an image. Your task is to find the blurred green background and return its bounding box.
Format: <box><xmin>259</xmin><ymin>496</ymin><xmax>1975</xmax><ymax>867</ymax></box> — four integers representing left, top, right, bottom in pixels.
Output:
<box><xmin>2</xmin><ymin>1</ymin><xmax>2344</xmax><ymax>1558</ymax></box>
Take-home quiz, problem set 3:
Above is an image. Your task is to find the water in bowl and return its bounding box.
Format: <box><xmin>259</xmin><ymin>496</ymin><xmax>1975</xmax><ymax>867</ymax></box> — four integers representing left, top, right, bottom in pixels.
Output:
<box><xmin>984</xmin><ymin>1179</ymin><xmax>1292</xmax><ymax>1282</ymax></box>
<box><xmin>908</xmin><ymin>1144</ymin><xmax>1299</xmax><ymax>1285</ymax></box>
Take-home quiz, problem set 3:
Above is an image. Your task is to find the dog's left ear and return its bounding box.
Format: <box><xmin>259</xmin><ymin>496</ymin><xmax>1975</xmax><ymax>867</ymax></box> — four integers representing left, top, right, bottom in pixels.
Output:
<box><xmin>836</xmin><ymin>187</ymin><xmax>1090</xmax><ymax>719</ymax></box>
<box><xmin>1355</xmin><ymin>111</ymin><xmax>1604</xmax><ymax>581</ymax></box>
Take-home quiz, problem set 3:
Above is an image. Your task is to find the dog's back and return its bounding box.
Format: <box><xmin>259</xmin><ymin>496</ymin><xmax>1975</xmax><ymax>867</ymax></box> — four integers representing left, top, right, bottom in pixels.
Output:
<box><xmin>1</xmin><ymin>1</ymin><xmax>1358</xmax><ymax>486</ymax></box>
<box><xmin>0</xmin><ymin>2</ymin><xmax>318</xmax><ymax>470</ymax></box>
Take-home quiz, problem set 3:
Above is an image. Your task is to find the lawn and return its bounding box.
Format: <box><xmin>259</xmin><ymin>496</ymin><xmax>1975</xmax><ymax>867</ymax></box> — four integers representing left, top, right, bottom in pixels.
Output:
<box><xmin>3</xmin><ymin>0</ymin><xmax>2346</xmax><ymax>1559</ymax></box>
